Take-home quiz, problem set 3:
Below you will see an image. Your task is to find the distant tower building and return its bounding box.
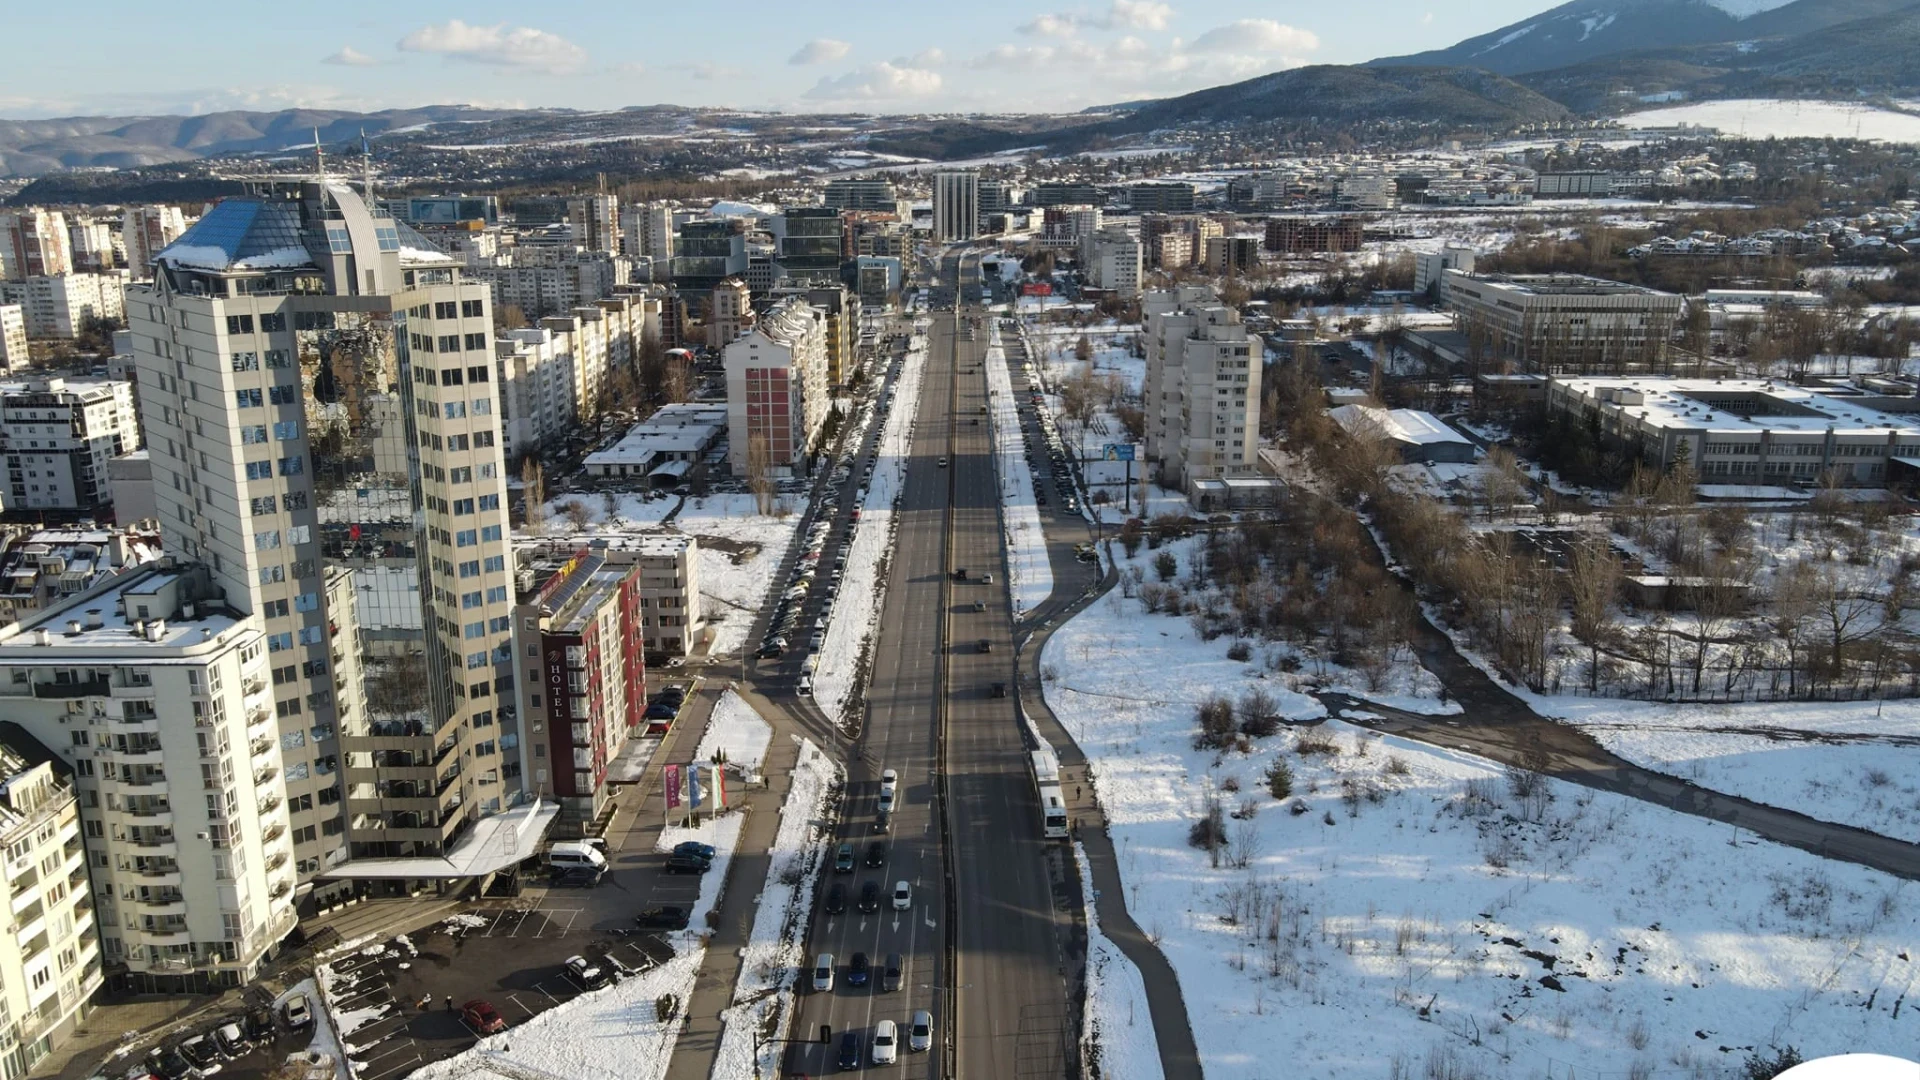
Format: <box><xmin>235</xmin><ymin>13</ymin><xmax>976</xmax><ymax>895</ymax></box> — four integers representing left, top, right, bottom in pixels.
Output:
<box><xmin>123</xmin><ymin>206</ymin><xmax>188</xmax><ymax>279</ymax></box>
<box><xmin>622</xmin><ymin>203</ymin><xmax>675</xmax><ymax>261</ymax></box>
<box><xmin>0</xmin><ymin>210</ymin><xmax>73</xmax><ymax>281</ymax></box>
<box><xmin>569</xmin><ymin>193</ymin><xmax>621</xmax><ymax>253</ymax></box>
<box><xmin>708</xmin><ymin>278</ymin><xmax>755</xmax><ymax>349</ymax></box>
<box><xmin>933</xmin><ymin>172</ymin><xmax>979</xmax><ymax>244</ymax></box>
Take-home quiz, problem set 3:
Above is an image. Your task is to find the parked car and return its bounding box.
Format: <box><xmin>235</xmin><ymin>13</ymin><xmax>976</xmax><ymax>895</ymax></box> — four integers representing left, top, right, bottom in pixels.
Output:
<box><xmin>909</xmin><ymin>1010</ymin><xmax>934</xmax><ymax>1053</ymax></box>
<box><xmin>634</xmin><ymin>905</ymin><xmax>689</xmax><ymax>930</ymax></box>
<box><xmin>565</xmin><ymin>955</ymin><xmax>609</xmax><ymax>990</ymax></box>
<box><xmin>643</xmin><ymin>702</ymin><xmax>678</xmax><ymax>721</ymax></box>
<box><xmin>146</xmin><ymin>1048</ymin><xmax>193</xmax><ymax>1080</ymax></box>
<box><xmin>244</xmin><ymin>1008</ymin><xmax>276</xmax><ymax>1041</ymax></box>
<box><xmin>549</xmin><ymin>865</ymin><xmax>603</xmax><ymax>888</ymax></box>
<box><xmin>280</xmin><ymin>994</ymin><xmax>312</xmax><ymax>1031</ymax></box>
<box><xmin>663</xmin><ymin>853</ymin><xmax>710</xmax><ymax>874</ymax></box>
<box><xmin>214</xmin><ymin>1022</ymin><xmax>247</xmax><ymax>1059</ymax></box>
<box><xmin>462</xmin><ymin>1000</ymin><xmax>507</xmax><ymax>1034</ymax></box>
<box><xmin>673</xmin><ymin>841</ymin><xmax>716</xmax><ymax>861</ymax></box>
<box><xmin>176</xmin><ymin>1036</ymin><xmax>219</xmax><ymax>1074</ymax></box>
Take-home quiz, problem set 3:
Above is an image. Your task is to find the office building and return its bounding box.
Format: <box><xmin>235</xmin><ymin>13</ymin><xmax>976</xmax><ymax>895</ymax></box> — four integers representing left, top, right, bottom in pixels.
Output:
<box><xmin>932</xmin><ymin>172</ymin><xmax>979</xmax><ymax>244</ymax></box>
<box><xmin>568</xmin><ymin>194</ymin><xmax>621</xmax><ymax>255</ymax></box>
<box><xmin>977</xmin><ymin>181</ymin><xmax>1012</xmax><ymax>217</ymax></box>
<box><xmin>768</xmin><ymin>284</ymin><xmax>858</xmax><ymax>385</ymax></box>
<box><xmin>1443</xmin><ymin>271</ymin><xmax>1683</xmax><ymax>374</ymax></box>
<box><xmin>708</xmin><ymin>278</ymin><xmax>755</xmax><ymax>349</ymax></box>
<box><xmin>133</xmin><ymin>176</ymin><xmax>532</xmax><ymax>899</ymax></box>
<box><xmin>1029</xmin><ymin>182</ymin><xmax>1103</xmax><ymax>208</ymax></box>
<box><xmin>1547</xmin><ymin>377</ymin><xmax>1920</xmax><ymax>486</ymax></box>
<box><xmin>122</xmin><ymin>207</ymin><xmax>189</xmax><ymax>280</ymax></box>
<box><xmin>1127</xmin><ymin>183</ymin><xmax>1195</xmax><ymax>213</ymax></box>
<box><xmin>725</xmin><ymin>297</ymin><xmax>829</xmax><ymax>476</ymax></box>
<box><xmin>0</xmin><ymin>275</ymin><xmax>126</xmax><ymax>340</ymax></box>
<box><xmin>510</xmin><ymin>549</ymin><xmax>644</xmax><ymax>830</ymax></box>
<box><xmin>512</xmin><ymin>197</ymin><xmax>569</xmax><ymax>229</ymax></box>
<box><xmin>0</xmin><ymin>212</ymin><xmax>72</xmax><ymax>282</ymax></box>
<box><xmin>0</xmin><ymin>723</ymin><xmax>102</xmax><ymax>1074</ymax></box>
<box><xmin>775</xmin><ymin>208</ymin><xmax>846</xmax><ymax>285</ymax></box>
<box><xmin>1082</xmin><ymin>229</ymin><xmax>1143</xmax><ymax>299</ymax></box>
<box><xmin>672</xmin><ymin>220</ymin><xmax>748</xmax><ymax>296</ymax></box>
<box><xmin>393</xmin><ymin>196</ymin><xmax>499</xmax><ymax>227</ymax></box>
<box><xmin>0</xmin><ymin>306</ymin><xmax>26</xmax><ymax>372</ymax></box>
<box><xmin>0</xmin><ymin>527</ymin><xmax>159</xmax><ymax>628</ymax></box>
<box><xmin>1142</xmin><ymin>286</ymin><xmax>1261</xmax><ymax>488</ymax></box>
<box><xmin>0</xmin><ymin>379</ymin><xmax>140</xmax><ymax>513</ymax></box>
<box><xmin>822</xmin><ymin>180</ymin><xmax>898</xmax><ymax>214</ymax></box>
<box><xmin>1414</xmin><ymin>246</ymin><xmax>1477</xmax><ymax>299</ymax></box>
<box><xmin>0</xmin><ymin>565</ymin><xmax>299</xmax><ymax>992</ymax></box>
<box><xmin>853</xmin><ymin>256</ymin><xmax>903</xmax><ymax>310</ymax></box>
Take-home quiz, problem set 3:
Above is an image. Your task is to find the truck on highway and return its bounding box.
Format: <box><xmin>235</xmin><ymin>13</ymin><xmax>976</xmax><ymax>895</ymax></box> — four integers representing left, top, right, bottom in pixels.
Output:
<box><xmin>1030</xmin><ymin>749</ymin><xmax>1068</xmax><ymax>839</ymax></box>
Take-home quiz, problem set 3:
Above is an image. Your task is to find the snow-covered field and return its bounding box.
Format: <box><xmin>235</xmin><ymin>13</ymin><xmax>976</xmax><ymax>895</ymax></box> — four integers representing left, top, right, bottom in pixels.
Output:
<box><xmin>713</xmin><ymin>738</ymin><xmax>843</xmax><ymax>1079</ymax></box>
<box><xmin>1075</xmin><ymin>843</ymin><xmax>1166</xmax><ymax>1080</ymax></box>
<box><xmin>1530</xmin><ymin>696</ymin><xmax>1920</xmax><ymax>845</ymax></box>
<box><xmin>693</xmin><ymin>688</ymin><xmax>774</xmax><ymax>787</ymax></box>
<box><xmin>1045</xmin><ymin>542</ymin><xmax>1920</xmax><ymax>1080</ymax></box>
<box><xmin>816</xmin><ymin>328</ymin><xmax>928</xmax><ymax>724</ymax></box>
<box><xmin>988</xmin><ymin>321</ymin><xmax>1054</xmax><ymax>616</ymax></box>
<box><xmin>1627</xmin><ymin>99</ymin><xmax>1920</xmax><ymax>143</ymax></box>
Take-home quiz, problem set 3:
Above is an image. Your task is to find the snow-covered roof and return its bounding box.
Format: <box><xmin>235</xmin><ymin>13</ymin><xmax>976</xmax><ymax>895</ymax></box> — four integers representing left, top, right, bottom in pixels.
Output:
<box><xmin>319</xmin><ymin>799</ymin><xmax>559</xmax><ymax>879</ymax></box>
<box><xmin>1329</xmin><ymin>404</ymin><xmax>1471</xmax><ymax>447</ymax></box>
<box><xmin>156</xmin><ymin>198</ymin><xmax>315</xmax><ymax>273</ymax></box>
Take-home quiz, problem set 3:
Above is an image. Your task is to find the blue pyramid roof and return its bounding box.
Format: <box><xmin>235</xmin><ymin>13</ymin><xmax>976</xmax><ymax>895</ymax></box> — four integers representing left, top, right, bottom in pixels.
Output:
<box><xmin>156</xmin><ymin>198</ymin><xmax>316</xmax><ymax>272</ymax></box>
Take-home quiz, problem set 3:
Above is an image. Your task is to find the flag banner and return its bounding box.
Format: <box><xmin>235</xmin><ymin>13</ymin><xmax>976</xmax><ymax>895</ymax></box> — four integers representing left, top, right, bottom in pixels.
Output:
<box><xmin>689</xmin><ymin>764</ymin><xmax>703</xmax><ymax>809</ymax></box>
<box><xmin>664</xmin><ymin>764</ymin><xmax>682</xmax><ymax>810</ymax></box>
<box><xmin>711</xmin><ymin>765</ymin><xmax>726</xmax><ymax>810</ymax></box>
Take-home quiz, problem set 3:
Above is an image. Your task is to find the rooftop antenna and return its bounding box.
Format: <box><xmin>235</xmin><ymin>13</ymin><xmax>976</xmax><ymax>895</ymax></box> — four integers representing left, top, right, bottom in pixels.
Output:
<box><xmin>312</xmin><ymin>127</ymin><xmax>325</xmax><ymax>178</ymax></box>
<box><xmin>361</xmin><ymin>129</ymin><xmax>374</xmax><ymax>198</ymax></box>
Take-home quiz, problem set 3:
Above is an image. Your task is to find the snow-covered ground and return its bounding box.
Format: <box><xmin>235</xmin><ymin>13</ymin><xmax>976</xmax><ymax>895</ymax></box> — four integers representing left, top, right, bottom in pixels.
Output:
<box><xmin>1529</xmin><ymin>696</ymin><xmax>1920</xmax><ymax>844</ymax></box>
<box><xmin>988</xmin><ymin>322</ymin><xmax>1054</xmax><ymax>616</ymax></box>
<box><xmin>1627</xmin><ymin>99</ymin><xmax>1920</xmax><ymax>143</ymax></box>
<box><xmin>691</xmin><ymin>688</ymin><xmax>774</xmax><ymax>789</ymax></box>
<box><xmin>816</xmin><ymin>329</ymin><xmax>928</xmax><ymax>724</ymax></box>
<box><xmin>1045</xmin><ymin>542</ymin><xmax>1920</xmax><ymax>1079</ymax></box>
<box><xmin>713</xmin><ymin>738</ymin><xmax>843</xmax><ymax>1079</ymax></box>
<box><xmin>1075</xmin><ymin>843</ymin><xmax>1166</xmax><ymax>1080</ymax></box>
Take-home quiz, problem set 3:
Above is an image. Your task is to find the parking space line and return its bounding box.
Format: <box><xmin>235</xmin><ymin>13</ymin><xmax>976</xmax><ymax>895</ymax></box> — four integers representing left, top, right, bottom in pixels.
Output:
<box><xmin>503</xmin><ymin>992</ymin><xmax>537</xmax><ymax>1017</ymax></box>
<box><xmin>538</xmin><ymin>909</ymin><xmax>580</xmax><ymax>938</ymax></box>
<box><xmin>485</xmin><ymin>910</ymin><xmax>513</xmax><ymax>936</ymax></box>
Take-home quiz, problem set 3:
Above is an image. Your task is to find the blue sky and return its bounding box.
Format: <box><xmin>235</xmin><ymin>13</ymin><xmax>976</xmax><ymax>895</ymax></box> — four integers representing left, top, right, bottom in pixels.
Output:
<box><xmin>2</xmin><ymin>1</ymin><xmax>1550</xmax><ymax>119</ymax></box>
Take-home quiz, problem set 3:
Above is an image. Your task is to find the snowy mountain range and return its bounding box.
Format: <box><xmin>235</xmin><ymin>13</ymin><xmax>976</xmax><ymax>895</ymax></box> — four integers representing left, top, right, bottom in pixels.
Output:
<box><xmin>1371</xmin><ymin>0</ymin><xmax>1919</xmax><ymax>77</ymax></box>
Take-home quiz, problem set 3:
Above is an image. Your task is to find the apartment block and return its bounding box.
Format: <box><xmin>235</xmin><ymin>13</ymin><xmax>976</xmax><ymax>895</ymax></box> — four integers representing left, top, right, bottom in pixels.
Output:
<box><xmin>0</xmin><ymin>565</ymin><xmax>298</xmax><ymax>993</ymax></box>
<box><xmin>495</xmin><ymin>297</ymin><xmax>649</xmax><ymax>461</ymax></box>
<box><xmin>725</xmin><ymin>297</ymin><xmax>829</xmax><ymax>476</ymax></box>
<box><xmin>1443</xmin><ymin>271</ymin><xmax>1683</xmax><ymax>374</ymax></box>
<box><xmin>0</xmin><ymin>275</ymin><xmax>127</xmax><ymax>340</ymax></box>
<box><xmin>0</xmin><ymin>528</ymin><xmax>160</xmax><ymax>629</ymax></box>
<box><xmin>122</xmin><ymin>207</ymin><xmax>189</xmax><ymax>281</ymax></box>
<box><xmin>0</xmin><ymin>212</ymin><xmax>72</xmax><ymax>282</ymax></box>
<box><xmin>1201</xmin><ymin>236</ymin><xmax>1260</xmax><ymax>275</ymax></box>
<box><xmin>708</xmin><ymin>278</ymin><xmax>754</xmax><ymax>349</ymax></box>
<box><xmin>134</xmin><ymin>177</ymin><xmax>528</xmax><ymax>899</ymax></box>
<box><xmin>0</xmin><ymin>723</ymin><xmax>101</xmax><ymax>1079</ymax></box>
<box><xmin>66</xmin><ymin>220</ymin><xmax>116</xmax><ymax>275</ymax></box>
<box><xmin>470</xmin><ymin>249</ymin><xmax>632</xmax><ymax>320</ymax></box>
<box><xmin>0</xmin><ymin>378</ymin><xmax>141</xmax><ymax>512</ymax></box>
<box><xmin>1081</xmin><ymin>229</ymin><xmax>1143</xmax><ymax>299</ymax></box>
<box><xmin>510</xmin><ymin>549</ymin><xmax>644</xmax><ymax>829</ymax></box>
<box><xmin>933</xmin><ymin>172</ymin><xmax>979</xmax><ymax>244</ymax></box>
<box><xmin>1142</xmin><ymin>285</ymin><xmax>1262</xmax><ymax>488</ymax></box>
<box><xmin>0</xmin><ymin>306</ymin><xmax>28</xmax><ymax>373</ymax></box>
<box><xmin>1263</xmin><ymin>217</ymin><xmax>1364</xmax><ymax>254</ymax></box>
<box><xmin>768</xmin><ymin>284</ymin><xmax>859</xmax><ymax>385</ymax></box>
<box><xmin>568</xmin><ymin>194</ymin><xmax>620</xmax><ymax>255</ymax></box>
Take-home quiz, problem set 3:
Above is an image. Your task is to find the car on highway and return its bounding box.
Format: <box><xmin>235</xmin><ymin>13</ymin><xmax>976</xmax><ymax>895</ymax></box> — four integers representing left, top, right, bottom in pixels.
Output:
<box><xmin>992</xmin><ymin>682</ymin><xmax>1008</xmax><ymax>698</ymax></box>
<box><xmin>909</xmin><ymin>1010</ymin><xmax>933</xmax><ymax>1053</ymax></box>
<box><xmin>834</xmin><ymin>843</ymin><xmax>856</xmax><ymax>872</ymax></box>
<box><xmin>813</xmin><ymin>953</ymin><xmax>835</xmax><ymax>992</ymax></box>
<box><xmin>462</xmin><ymin>1000</ymin><xmax>507</xmax><ymax>1034</ymax></box>
<box><xmin>893</xmin><ymin>881</ymin><xmax>912</xmax><ymax>910</ymax></box>
<box><xmin>859</xmin><ymin>880</ymin><xmax>880</xmax><ymax>912</ymax></box>
<box><xmin>824</xmin><ymin>882</ymin><xmax>848</xmax><ymax>914</ymax></box>
<box><xmin>565</xmin><ymin>955</ymin><xmax>610</xmax><ymax>990</ymax></box>
<box><xmin>837</xmin><ymin>1031</ymin><xmax>861</xmax><ymax>1070</ymax></box>
<box><xmin>848</xmin><ymin>951</ymin><xmax>871</xmax><ymax>986</ymax></box>
<box><xmin>937</xmin><ymin>457</ymin><xmax>948</xmax><ymax>467</ymax></box>
<box><xmin>883</xmin><ymin>952</ymin><xmax>903</xmax><ymax>992</ymax></box>
<box><xmin>634</xmin><ymin>905</ymin><xmax>689</xmax><ymax>930</ymax></box>
<box><xmin>864</xmin><ymin>840</ymin><xmax>886</xmax><ymax>867</ymax></box>
<box><xmin>872</xmin><ymin>1019</ymin><xmax>899</xmax><ymax>1065</ymax></box>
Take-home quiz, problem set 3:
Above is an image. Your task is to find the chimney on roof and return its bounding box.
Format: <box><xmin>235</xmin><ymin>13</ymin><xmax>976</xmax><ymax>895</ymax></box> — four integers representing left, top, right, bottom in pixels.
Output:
<box><xmin>84</xmin><ymin>609</ymin><xmax>103</xmax><ymax>630</ymax></box>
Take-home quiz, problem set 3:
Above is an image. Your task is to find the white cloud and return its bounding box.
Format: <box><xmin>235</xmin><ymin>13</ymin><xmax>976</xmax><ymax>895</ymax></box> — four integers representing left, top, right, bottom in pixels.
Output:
<box><xmin>902</xmin><ymin>48</ymin><xmax>946</xmax><ymax>67</ymax></box>
<box><xmin>1104</xmin><ymin>0</ymin><xmax>1173</xmax><ymax>30</ymax></box>
<box><xmin>789</xmin><ymin>38</ymin><xmax>851</xmax><ymax>66</ymax></box>
<box><xmin>397</xmin><ymin>20</ymin><xmax>587</xmax><ymax>75</ymax></box>
<box><xmin>1189</xmin><ymin>18</ymin><xmax>1318</xmax><ymax>54</ymax></box>
<box><xmin>321</xmin><ymin>47</ymin><xmax>380</xmax><ymax>67</ymax></box>
<box><xmin>1020</xmin><ymin>13</ymin><xmax>1079</xmax><ymax>37</ymax></box>
<box><xmin>802</xmin><ymin>61</ymin><xmax>942</xmax><ymax>102</ymax></box>
<box><xmin>683</xmin><ymin>63</ymin><xmax>742</xmax><ymax>81</ymax></box>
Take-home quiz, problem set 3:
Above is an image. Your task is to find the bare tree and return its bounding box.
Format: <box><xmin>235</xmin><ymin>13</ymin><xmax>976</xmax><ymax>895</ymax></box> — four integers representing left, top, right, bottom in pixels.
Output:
<box><xmin>745</xmin><ymin>430</ymin><xmax>775</xmax><ymax>516</ymax></box>
<box><xmin>521</xmin><ymin>457</ymin><xmax>547</xmax><ymax>535</ymax></box>
<box><xmin>1567</xmin><ymin>538</ymin><xmax>1622</xmax><ymax>693</ymax></box>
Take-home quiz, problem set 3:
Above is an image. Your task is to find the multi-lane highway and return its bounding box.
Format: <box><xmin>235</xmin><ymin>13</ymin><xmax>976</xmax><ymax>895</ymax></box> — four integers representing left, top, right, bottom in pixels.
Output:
<box><xmin>783</xmin><ymin>249</ymin><xmax>1079</xmax><ymax>1077</ymax></box>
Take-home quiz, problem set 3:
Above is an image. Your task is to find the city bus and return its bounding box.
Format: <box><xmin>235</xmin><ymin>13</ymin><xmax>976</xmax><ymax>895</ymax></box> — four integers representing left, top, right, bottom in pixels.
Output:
<box><xmin>1030</xmin><ymin>749</ymin><xmax>1068</xmax><ymax>839</ymax></box>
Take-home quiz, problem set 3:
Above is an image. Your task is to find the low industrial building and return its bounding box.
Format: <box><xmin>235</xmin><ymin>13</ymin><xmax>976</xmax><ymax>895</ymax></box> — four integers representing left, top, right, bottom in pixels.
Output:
<box><xmin>1443</xmin><ymin>271</ymin><xmax>1683</xmax><ymax>375</ymax></box>
<box><xmin>582</xmin><ymin>403</ymin><xmax>729</xmax><ymax>484</ymax></box>
<box><xmin>1329</xmin><ymin>404</ymin><xmax>1476</xmax><ymax>464</ymax></box>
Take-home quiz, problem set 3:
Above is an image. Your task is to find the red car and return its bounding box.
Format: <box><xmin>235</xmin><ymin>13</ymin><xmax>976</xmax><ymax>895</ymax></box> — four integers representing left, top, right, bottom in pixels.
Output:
<box><xmin>462</xmin><ymin>999</ymin><xmax>507</xmax><ymax>1034</ymax></box>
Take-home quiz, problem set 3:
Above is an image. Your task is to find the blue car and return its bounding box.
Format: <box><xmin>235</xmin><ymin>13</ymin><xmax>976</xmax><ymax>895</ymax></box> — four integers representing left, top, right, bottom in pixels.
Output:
<box><xmin>643</xmin><ymin>702</ymin><xmax>678</xmax><ymax>721</ymax></box>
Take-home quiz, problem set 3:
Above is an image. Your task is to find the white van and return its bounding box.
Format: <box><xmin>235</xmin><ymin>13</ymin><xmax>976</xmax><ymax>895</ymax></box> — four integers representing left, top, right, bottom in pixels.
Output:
<box><xmin>547</xmin><ymin>841</ymin><xmax>608</xmax><ymax>871</ymax></box>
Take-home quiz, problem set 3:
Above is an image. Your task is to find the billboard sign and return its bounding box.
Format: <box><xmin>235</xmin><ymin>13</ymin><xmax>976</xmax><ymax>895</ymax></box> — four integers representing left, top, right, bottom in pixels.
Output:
<box><xmin>1020</xmin><ymin>283</ymin><xmax>1053</xmax><ymax>297</ymax></box>
<box><xmin>1102</xmin><ymin>444</ymin><xmax>1135</xmax><ymax>462</ymax></box>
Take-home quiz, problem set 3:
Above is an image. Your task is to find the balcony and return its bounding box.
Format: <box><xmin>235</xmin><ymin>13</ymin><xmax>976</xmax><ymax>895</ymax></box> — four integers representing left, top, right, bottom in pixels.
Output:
<box><xmin>258</xmin><ymin>793</ymin><xmax>283</xmax><ymax>816</ymax></box>
<box><xmin>33</xmin><ymin>678</ymin><xmax>110</xmax><ymax>700</ymax></box>
<box><xmin>116</xmin><ymin>769</ymin><xmax>167</xmax><ymax>789</ymax></box>
<box><xmin>262</xmin><ymin>821</ymin><xmax>286</xmax><ymax>844</ymax></box>
<box><xmin>265</xmin><ymin>850</ymin><xmax>288</xmax><ymax>872</ymax></box>
<box><xmin>243</xmin><ymin>675</ymin><xmax>267</xmax><ymax>697</ymax></box>
<box><xmin>254</xmin><ymin>764</ymin><xmax>276</xmax><ymax>788</ymax></box>
<box><xmin>249</xmin><ymin>736</ymin><xmax>274</xmax><ymax>758</ymax></box>
<box><xmin>130</xmin><ymin>830</ymin><xmax>177</xmax><ymax>849</ymax></box>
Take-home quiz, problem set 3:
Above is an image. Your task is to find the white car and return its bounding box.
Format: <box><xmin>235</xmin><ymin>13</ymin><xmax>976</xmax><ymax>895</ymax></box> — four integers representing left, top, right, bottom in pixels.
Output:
<box><xmin>812</xmin><ymin>953</ymin><xmax>835</xmax><ymax>993</ymax></box>
<box><xmin>908</xmin><ymin>1010</ymin><xmax>933</xmax><ymax>1053</ymax></box>
<box><xmin>871</xmin><ymin>1019</ymin><xmax>899</xmax><ymax>1065</ymax></box>
<box><xmin>892</xmin><ymin>881</ymin><xmax>912</xmax><ymax>911</ymax></box>
<box><xmin>880</xmin><ymin>768</ymin><xmax>898</xmax><ymax>793</ymax></box>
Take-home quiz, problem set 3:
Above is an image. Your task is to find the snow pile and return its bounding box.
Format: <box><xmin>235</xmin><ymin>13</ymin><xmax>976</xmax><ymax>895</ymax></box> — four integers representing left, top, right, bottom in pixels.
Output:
<box><xmin>410</xmin><ymin>814</ymin><xmax>744</xmax><ymax>1080</ymax></box>
<box><xmin>815</xmin><ymin>332</ymin><xmax>928</xmax><ymax>725</ymax></box>
<box><xmin>690</xmin><ymin>688</ymin><xmax>774</xmax><ymax>780</ymax></box>
<box><xmin>1074</xmin><ymin>843</ymin><xmax>1166</xmax><ymax>1080</ymax></box>
<box><xmin>1044</xmin><ymin>543</ymin><xmax>1920</xmax><ymax>1079</ymax></box>
<box><xmin>1531</xmin><ymin>695</ymin><xmax>1920</xmax><ymax>844</ymax></box>
<box><xmin>987</xmin><ymin>321</ymin><xmax>1053</xmax><ymax>616</ymax></box>
<box><xmin>712</xmin><ymin>739</ymin><xmax>844</xmax><ymax>1078</ymax></box>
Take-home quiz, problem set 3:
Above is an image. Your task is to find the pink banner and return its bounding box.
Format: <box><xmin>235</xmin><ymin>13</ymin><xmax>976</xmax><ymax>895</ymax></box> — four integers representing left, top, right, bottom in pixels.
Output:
<box><xmin>663</xmin><ymin>764</ymin><xmax>682</xmax><ymax>810</ymax></box>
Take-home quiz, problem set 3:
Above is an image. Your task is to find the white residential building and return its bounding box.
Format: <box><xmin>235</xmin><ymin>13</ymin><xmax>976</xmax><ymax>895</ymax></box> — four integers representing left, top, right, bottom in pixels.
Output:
<box><xmin>0</xmin><ymin>379</ymin><xmax>141</xmax><ymax>512</ymax></box>
<box><xmin>122</xmin><ymin>207</ymin><xmax>188</xmax><ymax>280</ymax></box>
<box><xmin>0</xmin><ymin>275</ymin><xmax>127</xmax><ymax>340</ymax></box>
<box><xmin>495</xmin><ymin>297</ymin><xmax>650</xmax><ymax>462</ymax></box>
<box><xmin>0</xmin><ymin>306</ymin><xmax>27</xmax><ymax>372</ymax></box>
<box><xmin>1142</xmin><ymin>285</ymin><xmax>1262</xmax><ymax>488</ymax></box>
<box><xmin>1082</xmin><ymin>228</ymin><xmax>1143</xmax><ymax>299</ymax></box>
<box><xmin>0</xmin><ymin>212</ymin><xmax>72</xmax><ymax>282</ymax></box>
<box><xmin>708</xmin><ymin>278</ymin><xmax>754</xmax><ymax>349</ymax></box>
<box><xmin>933</xmin><ymin>172</ymin><xmax>979</xmax><ymax>244</ymax></box>
<box><xmin>66</xmin><ymin>219</ymin><xmax>116</xmax><ymax>274</ymax></box>
<box><xmin>0</xmin><ymin>527</ymin><xmax>161</xmax><ymax>629</ymax></box>
<box><xmin>470</xmin><ymin>248</ymin><xmax>632</xmax><ymax>320</ymax></box>
<box><xmin>621</xmin><ymin>203</ymin><xmax>675</xmax><ymax>262</ymax></box>
<box><xmin>0</xmin><ymin>565</ymin><xmax>298</xmax><ymax>993</ymax></box>
<box><xmin>0</xmin><ymin>722</ymin><xmax>103</xmax><ymax>1078</ymax></box>
<box><xmin>725</xmin><ymin>297</ymin><xmax>829</xmax><ymax>476</ymax></box>
<box><xmin>568</xmin><ymin>194</ymin><xmax>620</xmax><ymax>254</ymax></box>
